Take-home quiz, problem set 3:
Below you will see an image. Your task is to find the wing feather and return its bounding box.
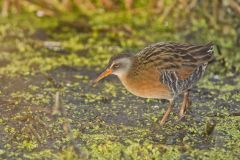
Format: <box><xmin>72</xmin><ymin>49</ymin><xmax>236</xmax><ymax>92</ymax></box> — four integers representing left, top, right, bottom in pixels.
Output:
<box><xmin>137</xmin><ymin>42</ymin><xmax>214</xmax><ymax>70</ymax></box>
<box><xmin>136</xmin><ymin>42</ymin><xmax>214</xmax><ymax>80</ymax></box>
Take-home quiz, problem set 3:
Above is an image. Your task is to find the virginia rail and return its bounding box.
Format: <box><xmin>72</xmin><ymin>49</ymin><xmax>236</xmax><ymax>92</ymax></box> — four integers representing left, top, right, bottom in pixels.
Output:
<box><xmin>94</xmin><ymin>42</ymin><xmax>214</xmax><ymax>125</ymax></box>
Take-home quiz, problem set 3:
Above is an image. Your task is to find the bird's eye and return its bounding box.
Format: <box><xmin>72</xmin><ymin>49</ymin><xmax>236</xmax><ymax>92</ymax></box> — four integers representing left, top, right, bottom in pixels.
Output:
<box><xmin>112</xmin><ymin>64</ymin><xmax>120</xmax><ymax>69</ymax></box>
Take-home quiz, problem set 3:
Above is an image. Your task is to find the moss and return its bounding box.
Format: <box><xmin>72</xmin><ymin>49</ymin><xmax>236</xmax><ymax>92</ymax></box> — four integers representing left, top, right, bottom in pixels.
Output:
<box><xmin>187</xmin><ymin>148</ymin><xmax>239</xmax><ymax>160</ymax></box>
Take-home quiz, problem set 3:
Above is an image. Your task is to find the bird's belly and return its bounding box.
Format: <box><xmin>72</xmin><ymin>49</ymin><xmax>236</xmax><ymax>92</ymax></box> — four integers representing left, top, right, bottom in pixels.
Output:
<box><xmin>121</xmin><ymin>79</ymin><xmax>172</xmax><ymax>100</ymax></box>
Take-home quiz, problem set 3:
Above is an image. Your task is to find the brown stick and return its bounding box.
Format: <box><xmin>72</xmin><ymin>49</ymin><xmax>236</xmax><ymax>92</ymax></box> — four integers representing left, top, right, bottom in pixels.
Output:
<box><xmin>1</xmin><ymin>0</ymin><xmax>10</xmax><ymax>17</ymax></box>
<box><xmin>229</xmin><ymin>0</ymin><xmax>240</xmax><ymax>15</ymax></box>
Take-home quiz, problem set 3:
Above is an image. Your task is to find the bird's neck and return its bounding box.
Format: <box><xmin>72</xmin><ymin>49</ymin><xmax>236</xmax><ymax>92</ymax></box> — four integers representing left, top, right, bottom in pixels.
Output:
<box><xmin>116</xmin><ymin>71</ymin><xmax>129</xmax><ymax>82</ymax></box>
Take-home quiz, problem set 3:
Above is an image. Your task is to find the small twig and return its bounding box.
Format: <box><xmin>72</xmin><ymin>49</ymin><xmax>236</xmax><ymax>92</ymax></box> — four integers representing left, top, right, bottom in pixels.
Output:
<box><xmin>52</xmin><ymin>91</ymin><xmax>62</xmax><ymax>116</ymax></box>
<box><xmin>205</xmin><ymin>119</ymin><xmax>216</xmax><ymax>136</ymax></box>
<box><xmin>230</xmin><ymin>112</ymin><xmax>240</xmax><ymax>116</ymax></box>
<box><xmin>34</xmin><ymin>116</ymin><xmax>47</xmax><ymax>127</ymax></box>
<box><xmin>51</xmin><ymin>90</ymin><xmax>83</xmax><ymax>157</ymax></box>
<box><xmin>28</xmin><ymin>123</ymin><xmax>42</xmax><ymax>144</ymax></box>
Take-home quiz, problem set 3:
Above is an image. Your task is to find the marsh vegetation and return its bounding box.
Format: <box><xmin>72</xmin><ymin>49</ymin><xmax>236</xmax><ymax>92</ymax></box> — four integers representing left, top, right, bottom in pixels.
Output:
<box><xmin>0</xmin><ymin>0</ymin><xmax>239</xmax><ymax>159</ymax></box>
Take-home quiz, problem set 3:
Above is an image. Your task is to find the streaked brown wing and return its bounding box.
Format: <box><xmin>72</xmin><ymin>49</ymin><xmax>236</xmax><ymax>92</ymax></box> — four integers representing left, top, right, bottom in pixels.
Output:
<box><xmin>137</xmin><ymin>42</ymin><xmax>214</xmax><ymax>80</ymax></box>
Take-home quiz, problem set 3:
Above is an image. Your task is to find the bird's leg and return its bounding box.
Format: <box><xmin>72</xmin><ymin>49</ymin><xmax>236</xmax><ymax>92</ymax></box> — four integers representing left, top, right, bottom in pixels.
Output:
<box><xmin>179</xmin><ymin>91</ymin><xmax>190</xmax><ymax>117</ymax></box>
<box><xmin>159</xmin><ymin>99</ymin><xmax>173</xmax><ymax>126</ymax></box>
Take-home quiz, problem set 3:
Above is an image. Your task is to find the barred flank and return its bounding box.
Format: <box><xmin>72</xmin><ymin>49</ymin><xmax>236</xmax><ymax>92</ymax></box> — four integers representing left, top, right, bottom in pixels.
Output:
<box><xmin>136</xmin><ymin>42</ymin><xmax>214</xmax><ymax>96</ymax></box>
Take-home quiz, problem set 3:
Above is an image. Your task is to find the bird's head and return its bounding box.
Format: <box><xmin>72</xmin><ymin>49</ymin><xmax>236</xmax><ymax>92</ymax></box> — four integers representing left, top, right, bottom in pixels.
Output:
<box><xmin>93</xmin><ymin>53</ymin><xmax>133</xmax><ymax>84</ymax></box>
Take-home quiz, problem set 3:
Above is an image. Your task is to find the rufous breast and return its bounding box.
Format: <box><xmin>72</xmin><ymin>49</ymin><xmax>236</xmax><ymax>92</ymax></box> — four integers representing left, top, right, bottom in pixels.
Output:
<box><xmin>119</xmin><ymin>67</ymin><xmax>173</xmax><ymax>100</ymax></box>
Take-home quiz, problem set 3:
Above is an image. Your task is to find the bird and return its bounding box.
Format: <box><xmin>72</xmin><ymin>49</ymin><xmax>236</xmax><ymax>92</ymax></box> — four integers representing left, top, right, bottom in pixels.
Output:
<box><xmin>93</xmin><ymin>42</ymin><xmax>214</xmax><ymax>125</ymax></box>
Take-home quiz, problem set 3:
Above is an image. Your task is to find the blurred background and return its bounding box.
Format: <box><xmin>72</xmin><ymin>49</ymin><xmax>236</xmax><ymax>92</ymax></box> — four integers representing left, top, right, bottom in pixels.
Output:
<box><xmin>0</xmin><ymin>0</ymin><xmax>240</xmax><ymax>160</ymax></box>
<box><xmin>0</xmin><ymin>0</ymin><xmax>240</xmax><ymax>73</ymax></box>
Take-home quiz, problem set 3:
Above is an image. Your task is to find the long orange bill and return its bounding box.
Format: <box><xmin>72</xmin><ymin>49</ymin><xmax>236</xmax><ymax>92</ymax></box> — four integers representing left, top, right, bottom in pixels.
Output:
<box><xmin>93</xmin><ymin>69</ymin><xmax>112</xmax><ymax>84</ymax></box>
